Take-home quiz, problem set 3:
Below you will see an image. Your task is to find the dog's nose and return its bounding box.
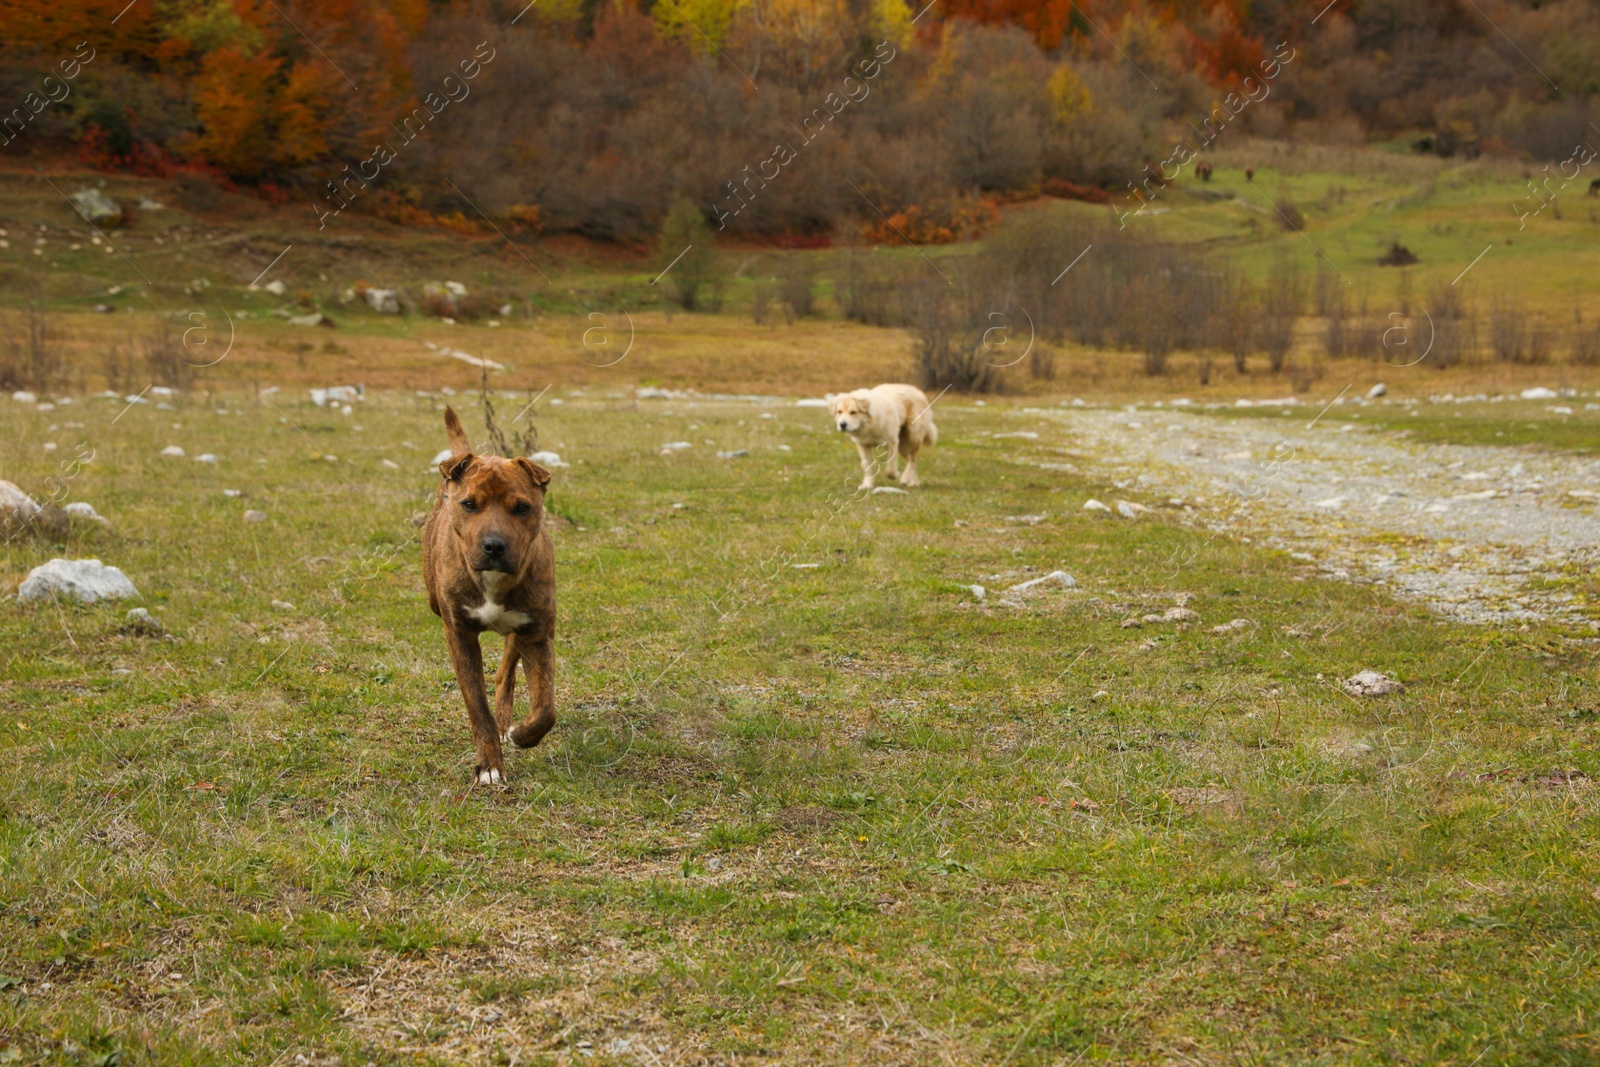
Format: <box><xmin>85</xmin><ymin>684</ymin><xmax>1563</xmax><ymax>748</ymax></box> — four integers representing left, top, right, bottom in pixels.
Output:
<box><xmin>480</xmin><ymin>536</ymin><xmax>506</xmax><ymax>558</ymax></box>
<box><xmin>837</xmin><ymin>421</ymin><xmax>848</xmax><ymax>430</ymax></box>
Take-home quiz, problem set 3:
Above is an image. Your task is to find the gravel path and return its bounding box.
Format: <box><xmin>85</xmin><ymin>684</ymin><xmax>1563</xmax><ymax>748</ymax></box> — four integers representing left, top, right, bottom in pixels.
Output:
<box><xmin>1020</xmin><ymin>403</ymin><xmax>1599</xmax><ymax>627</ymax></box>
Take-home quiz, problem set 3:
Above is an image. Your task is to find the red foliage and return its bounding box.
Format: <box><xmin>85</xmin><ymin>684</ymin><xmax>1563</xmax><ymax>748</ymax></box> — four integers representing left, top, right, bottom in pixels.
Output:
<box><xmin>1040</xmin><ymin>178</ymin><xmax>1112</xmax><ymax>204</ymax></box>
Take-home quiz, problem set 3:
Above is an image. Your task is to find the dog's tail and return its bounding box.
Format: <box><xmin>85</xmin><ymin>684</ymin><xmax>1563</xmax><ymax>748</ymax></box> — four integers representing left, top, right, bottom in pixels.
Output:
<box><xmin>443</xmin><ymin>406</ymin><xmax>471</xmax><ymax>454</ymax></box>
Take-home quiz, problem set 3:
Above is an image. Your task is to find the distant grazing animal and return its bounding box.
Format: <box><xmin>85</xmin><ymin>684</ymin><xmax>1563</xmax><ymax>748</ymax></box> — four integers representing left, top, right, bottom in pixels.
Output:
<box><xmin>1196</xmin><ymin>161</ymin><xmax>1213</xmax><ymax>182</ymax></box>
<box><xmin>1245</xmin><ymin>167</ymin><xmax>1255</xmax><ymax>182</ymax></box>
<box><xmin>1590</xmin><ymin>178</ymin><xmax>1600</xmax><ymax>197</ymax></box>
<box><xmin>826</xmin><ymin>384</ymin><xmax>937</xmax><ymax>490</ymax></box>
<box><xmin>422</xmin><ymin>406</ymin><xmax>557</xmax><ymax>785</ymax></box>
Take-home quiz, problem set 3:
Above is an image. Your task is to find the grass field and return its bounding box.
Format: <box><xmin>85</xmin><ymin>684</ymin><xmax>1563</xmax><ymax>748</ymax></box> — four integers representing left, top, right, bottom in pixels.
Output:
<box><xmin>3</xmin><ymin>387</ymin><xmax>1599</xmax><ymax>1065</ymax></box>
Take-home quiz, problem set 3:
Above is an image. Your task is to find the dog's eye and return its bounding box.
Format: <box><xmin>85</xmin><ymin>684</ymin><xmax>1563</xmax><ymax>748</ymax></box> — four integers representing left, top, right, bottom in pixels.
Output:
<box><xmin>460</xmin><ymin>499</ymin><xmax>478</xmax><ymax>512</ymax></box>
<box><xmin>512</xmin><ymin>501</ymin><xmax>532</xmax><ymax>516</ymax></box>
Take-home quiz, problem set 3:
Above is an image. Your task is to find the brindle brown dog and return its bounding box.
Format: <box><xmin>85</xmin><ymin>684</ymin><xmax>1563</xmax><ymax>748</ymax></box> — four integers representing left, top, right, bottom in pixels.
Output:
<box><xmin>422</xmin><ymin>407</ymin><xmax>557</xmax><ymax>785</ymax></box>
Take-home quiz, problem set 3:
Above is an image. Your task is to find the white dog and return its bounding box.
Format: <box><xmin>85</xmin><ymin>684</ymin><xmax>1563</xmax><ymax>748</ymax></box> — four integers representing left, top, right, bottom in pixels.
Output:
<box><xmin>826</xmin><ymin>383</ymin><xmax>937</xmax><ymax>489</ymax></box>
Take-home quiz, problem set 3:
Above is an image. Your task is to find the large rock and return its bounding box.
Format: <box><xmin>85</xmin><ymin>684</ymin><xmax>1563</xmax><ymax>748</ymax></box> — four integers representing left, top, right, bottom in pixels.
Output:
<box><xmin>18</xmin><ymin>559</ymin><xmax>140</xmax><ymax>604</ymax></box>
<box><xmin>0</xmin><ymin>480</ymin><xmax>42</xmax><ymax>520</ymax></box>
<box><xmin>363</xmin><ymin>288</ymin><xmax>400</xmax><ymax>314</ymax></box>
<box><xmin>68</xmin><ymin>188</ymin><xmax>123</xmax><ymax>227</ymax></box>
<box><xmin>1342</xmin><ymin>670</ymin><xmax>1403</xmax><ymax>697</ymax></box>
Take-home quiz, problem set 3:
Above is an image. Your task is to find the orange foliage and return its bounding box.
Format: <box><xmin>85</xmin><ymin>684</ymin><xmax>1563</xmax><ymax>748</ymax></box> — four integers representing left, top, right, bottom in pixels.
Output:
<box><xmin>862</xmin><ymin>197</ymin><xmax>1002</xmax><ymax>245</ymax></box>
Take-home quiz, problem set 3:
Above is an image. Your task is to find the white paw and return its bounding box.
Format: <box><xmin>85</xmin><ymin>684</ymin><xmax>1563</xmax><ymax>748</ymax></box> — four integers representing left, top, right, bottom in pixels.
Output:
<box><xmin>475</xmin><ymin>766</ymin><xmax>504</xmax><ymax>786</ymax></box>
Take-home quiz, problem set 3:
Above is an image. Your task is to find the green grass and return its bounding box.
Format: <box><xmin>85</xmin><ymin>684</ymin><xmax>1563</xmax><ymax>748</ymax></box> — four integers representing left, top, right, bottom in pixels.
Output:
<box><xmin>1203</xmin><ymin>395</ymin><xmax>1600</xmax><ymax>454</ymax></box>
<box><xmin>2</xmin><ymin>392</ymin><xmax>1599</xmax><ymax>1064</ymax></box>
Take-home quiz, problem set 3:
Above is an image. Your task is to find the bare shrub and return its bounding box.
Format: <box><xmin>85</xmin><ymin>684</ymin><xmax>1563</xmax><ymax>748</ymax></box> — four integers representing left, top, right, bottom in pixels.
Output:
<box><xmin>836</xmin><ymin>249</ymin><xmax>905</xmax><ymax>328</ymax></box>
<box><xmin>1425</xmin><ymin>286</ymin><xmax>1473</xmax><ymax>369</ymax></box>
<box><xmin>1489</xmin><ymin>296</ymin><xmax>1549</xmax><ymax>364</ymax></box>
<box><xmin>1274</xmin><ymin>198</ymin><xmax>1306</xmax><ymax>231</ymax></box>
<box><xmin>1211</xmin><ymin>270</ymin><xmax>1257</xmax><ymax>373</ymax></box>
<box><xmin>751</xmin><ymin>279</ymin><xmax>776</xmax><ymax>325</ymax></box>
<box><xmin>777</xmin><ymin>259</ymin><xmax>817</xmax><ymax>318</ymax></box>
<box><xmin>141</xmin><ymin>319</ymin><xmax>196</xmax><ymax>393</ymax></box>
<box><xmin>1572</xmin><ymin>311</ymin><xmax>1600</xmax><ymax>366</ymax></box>
<box><xmin>1259</xmin><ymin>258</ymin><xmax>1303</xmax><ymax>372</ymax></box>
<box><xmin>0</xmin><ymin>277</ymin><xmax>63</xmax><ymax>392</ymax></box>
<box><xmin>901</xmin><ymin>273</ymin><xmax>999</xmax><ymax>394</ymax></box>
<box><xmin>1029</xmin><ymin>344</ymin><xmax>1056</xmax><ymax>380</ymax></box>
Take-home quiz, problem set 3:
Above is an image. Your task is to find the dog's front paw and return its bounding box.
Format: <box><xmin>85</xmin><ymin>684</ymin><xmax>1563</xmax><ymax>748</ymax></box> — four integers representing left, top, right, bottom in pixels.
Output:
<box><xmin>858</xmin><ymin>480</ymin><xmax>874</xmax><ymax>491</ymax></box>
<box><xmin>474</xmin><ymin>765</ymin><xmax>506</xmax><ymax>786</ymax></box>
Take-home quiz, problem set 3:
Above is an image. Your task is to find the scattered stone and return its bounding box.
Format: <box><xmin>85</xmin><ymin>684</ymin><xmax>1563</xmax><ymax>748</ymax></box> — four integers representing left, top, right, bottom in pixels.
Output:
<box><xmin>287</xmin><ymin>312</ymin><xmax>333</xmax><ymax>328</ymax></box>
<box><xmin>67</xmin><ymin>188</ymin><xmax>123</xmax><ymax>226</ymax></box>
<box><xmin>968</xmin><ymin>584</ymin><xmax>986</xmax><ymax>600</ymax></box>
<box><xmin>63</xmin><ymin>502</ymin><xmax>108</xmax><ymax>524</ymax></box>
<box><xmin>1314</xmin><ymin>497</ymin><xmax>1345</xmax><ymax>509</ymax></box>
<box><xmin>1009</xmin><ymin>570</ymin><xmax>1076</xmax><ymax>593</ymax></box>
<box><xmin>1366</xmin><ymin>383</ymin><xmax>1386</xmax><ymax>399</ymax></box>
<box><xmin>271</xmin><ymin>600</ymin><xmax>296</xmax><ymax>612</ymax></box>
<box><xmin>1083</xmin><ymin>499</ymin><xmax>1111</xmax><ymax>512</ymax></box>
<box><xmin>1210</xmin><ymin>618</ymin><xmax>1253</xmax><ymax>635</ymax></box>
<box><xmin>795</xmin><ymin>398</ymin><xmax>829</xmax><ymax>408</ymax></box>
<box><xmin>195</xmin><ymin>453</ymin><xmax>218</xmax><ymax>464</ymax></box>
<box><xmin>1519</xmin><ymin>387</ymin><xmax>1558</xmax><ymax>400</ymax></box>
<box><xmin>311</xmin><ymin>385</ymin><xmax>363</xmax><ymax>407</ymax></box>
<box><xmin>1120</xmin><ymin>618</ymin><xmax>1142</xmax><ymax>629</ymax></box>
<box><xmin>527</xmin><ymin>450</ymin><xmax>569</xmax><ymax>468</ymax></box>
<box><xmin>363</xmin><ymin>288</ymin><xmax>400</xmax><ymax>314</ymax></box>
<box><xmin>380</xmin><ymin>459</ymin><xmax>400</xmax><ymax>470</ymax></box>
<box><xmin>715</xmin><ymin>449</ymin><xmax>749</xmax><ymax>460</ymax></box>
<box><xmin>12</xmin><ymin>390</ymin><xmax>38</xmax><ymax>403</ymax></box>
<box><xmin>18</xmin><ymin>558</ymin><xmax>139</xmax><ymax>604</ymax></box>
<box><xmin>223</xmin><ymin>489</ymin><xmax>243</xmax><ymax>498</ymax></box>
<box><xmin>263</xmin><ymin>279</ymin><xmax>288</xmax><ymax>296</ymax></box>
<box><xmin>430</xmin><ymin>448</ymin><xmax>454</xmax><ymax>466</ymax></box>
<box><xmin>993</xmin><ymin>431</ymin><xmax>1039</xmax><ymax>440</ymax></box>
<box><xmin>1342</xmin><ymin>670</ymin><xmax>1403</xmax><ymax>697</ymax></box>
<box><xmin>0</xmin><ymin>480</ymin><xmax>42</xmax><ymax>519</ymax></box>
<box><xmin>1115</xmin><ymin>501</ymin><xmax>1148</xmax><ymax>519</ymax></box>
<box><xmin>243</xmin><ymin>509</ymin><xmax>267</xmax><ymax>523</ymax></box>
<box><xmin>160</xmin><ymin>446</ymin><xmax>185</xmax><ymax>458</ymax></box>
<box><xmin>872</xmin><ymin>486</ymin><xmax>908</xmax><ymax>495</ymax></box>
<box><xmin>123</xmin><ymin>607</ymin><xmax>164</xmax><ymax>635</ymax></box>
<box><xmin>1161</xmin><ymin>606</ymin><xmax>1197</xmax><ymax>622</ymax></box>
<box><xmin>659</xmin><ymin>441</ymin><xmax>692</xmax><ymax>452</ymax></box>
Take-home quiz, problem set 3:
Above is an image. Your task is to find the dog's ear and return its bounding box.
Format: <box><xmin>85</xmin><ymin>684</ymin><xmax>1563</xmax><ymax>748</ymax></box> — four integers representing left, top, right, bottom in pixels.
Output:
<box><xmin>514</xmin><ymin>456</ymin><xmax>552</xmax><ymax>491</ymax></box>
<box><xmin>440</xmin><ymin>452</ymin><xmax>474</xmax><ymax>482</ymax></box>
<box><xmin>442</xmin><ymin>406</ymin><xmax>471</xmax><ymax>454</ymax></box>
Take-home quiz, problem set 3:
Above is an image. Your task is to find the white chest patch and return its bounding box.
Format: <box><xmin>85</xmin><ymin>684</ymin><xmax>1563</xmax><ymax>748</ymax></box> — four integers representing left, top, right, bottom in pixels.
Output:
<box><xmin>470</xmin><ymin>573</ymin><xmax>531</xmax><ymax>634</ymax></box>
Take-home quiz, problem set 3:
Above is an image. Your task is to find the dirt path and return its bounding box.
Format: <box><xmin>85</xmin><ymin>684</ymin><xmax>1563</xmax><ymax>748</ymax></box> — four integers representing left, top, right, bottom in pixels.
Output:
<box><xmin>1018</xmin><ymin>403</ymin><xmax>1599</xmax><ymax>627</ymax></box>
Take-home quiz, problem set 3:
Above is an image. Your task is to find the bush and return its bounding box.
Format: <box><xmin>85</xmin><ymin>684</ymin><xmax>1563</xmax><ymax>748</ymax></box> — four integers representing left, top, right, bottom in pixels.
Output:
<box><xmin>777</xmin><ymin>259</ymin><xmax>818</xmax><ymax>318</ymax></box>
<box><xmin>656</xmin><ymin>196</ymin><xmax>722</xmax><ymax>312</ymax></box>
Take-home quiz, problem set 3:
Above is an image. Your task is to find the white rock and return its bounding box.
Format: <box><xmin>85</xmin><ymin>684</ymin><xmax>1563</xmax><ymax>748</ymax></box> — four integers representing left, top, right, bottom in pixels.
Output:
<box><xmin>1008</xmin><ymin>570</ymin><xmax>1076</xmax><ymax>592</ymax></box>
<box><xmin>149</xmin><ymin>386</ymin><xmax>176</xmax><ymax>397</ymax></box>
<box><xmin>124</xmin><ymin>607</ymin><xmax>163</xmax><ymax>634</ymax></box>
<box><xmin>63</xmin><ymin>502</ymin><xmax>108</xmax><ymax>524</ymax></box>
<box><xmin>1366</xmin><ymin>383</ymin><xmax>1386</xmax><ymax>399</ymax></box>
<box><xmin>380</xmin><ymin>459</ymin><xmax>400</xmax><ymax>470</ymax></box>
<box><xmin>968</xmin><ymin>584</ymin><xmax>986</xmax><ymax>600</ymax></box>
<box><xmin>160</xmin><ymin>446</ymin><xmax>185</xmax><ymax>458</ymax></box>
<box><xmin>1115</xmin><ymin>501</ymin><xmax>1148</xmax><ymax>518</ymax></box>
<box><xmin>1546</xmin><ymin>406</ymin><xmax>1573</xmax><ymax>415</ymax></box>
<box><xmin>1342</xmin><ymin>670</ymin><xmax>1403</xmax><ymax>697</ymax></box>
<box><xmin>223</xmin><ymin>489</ymin><xmax>243</xmax><ymax>498</ymax></box>
<box><xmin>992</xmin><ymin>431</ymin><xmax>1039</xmax><ymax>440</ymax></box>
<box><xmin>1519</xmin><ymin>387</ymin><xmax>1558</xmax><ymax>400</ymax></box>
<box><xmin>660</xmin><ymin>441</ymin><xmax>692</xmax><ymax>451</ymax></box>
<box><xmin>0</xmin><ymin>480</ymin><xmax>42</xmax><ymax>519</ymax></box>
<box><xmin>271</xmin><ymin>600</ymin><xmax>296</xmax><ymax>611</ymax></box>
<box><xmin>363</xmin><ymin>288</ymin><xmax>400</xmax><ymax>314</ymax></box>
<box><xmin>309</xmin><ymin>386</ymin><xmax>363</xmax><ymax>409</ymax></box>
<box><xmin>244</xmin><ymin>509</ymin><xmax>267</xmax><ymax>523</ymax></box>
<box><xmin>430</xmin><ymin>448</ymin><xmax>455</xmax><ymax>466</ymax></box>
<box><xmin>1083</xmin><ymin>499</ymin><xmax>1111</xmax><ymax>512</ymax></box>
<box><xmin>527</xmin><ymin>450</ymin><xmax>569</xmax><ymax>468</ymax></box>
<box><xmin>1314</xmin><ymin>497</ymin><xmax>1345</xmax><ymax>509</ymax></box>
<box><xmin>872</xmin><ymin>486</ymin><xmax>908</xmax><ymax>495</ymax></box>
<box><xmin>263</xmin><ymin>279</ymin><xmax>288</xmax><ymax>296</ymax></box>
<box><xmin>11</xmin><ymin>390</ymin><xmax>37</xmax><ymax>403</ymax></box>
<box><xmin>715</xmin><ymin>449</ymin><xmax>749</xmax><ymax>460</ymax></box>
<box><xmin>287</xmin><ymin>312</ymin><xmax>327</xmax><ymax>327</ymax></box>
<box><xmin>444</xmin><ymin>280</ymin><xmax>467</xmax><ymax>297</ymax></box>
<box><xmin>795</xmin><ymin>398</ymin><xmax>829</xmax><ymax>408</ymax></box>
<box><xmin>1209</xmin><ymin>618</ymin><xmax>1252</xmax><ymax>634</ymax></box>
<box><xmin>195</xmin><ymin>453</ymin><xmax>218</xmax><ymax>464</ymax></box>
<box><xmin>124</xmin><ymin>394</ymin><xmax>148</xmax><ymax>405</ymax></box>
<box><xmin>18</xmin><ymin>559</ymin><xmax>139</xmax><ymax>604</ymax></box>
